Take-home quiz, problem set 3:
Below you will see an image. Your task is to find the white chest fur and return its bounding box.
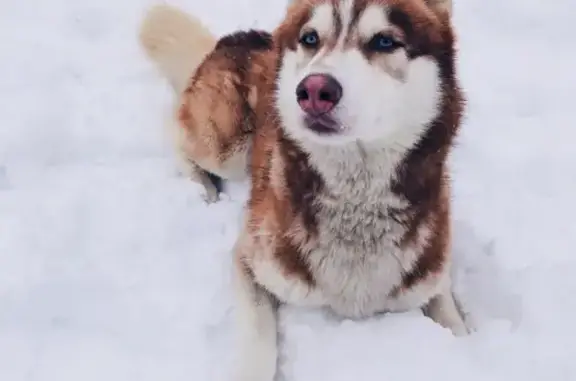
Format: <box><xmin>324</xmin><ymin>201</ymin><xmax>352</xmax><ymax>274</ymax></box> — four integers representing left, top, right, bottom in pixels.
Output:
<box><xmin>307</xmin><ymin>190</ymin><xmax>425</xmax><ymax>318</ymax></box>
<box><xmin>252</xmin><ymin>143</ymin><xmax>444</xmax><ymax>318</ymax></box>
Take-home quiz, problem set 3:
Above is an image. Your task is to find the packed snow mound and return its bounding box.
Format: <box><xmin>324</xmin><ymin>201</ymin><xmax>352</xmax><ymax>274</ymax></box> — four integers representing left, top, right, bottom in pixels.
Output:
<box><xmin>1</xmin><ymin>0</ymin><xmax>576</xmax><ymax>380</ymax></box>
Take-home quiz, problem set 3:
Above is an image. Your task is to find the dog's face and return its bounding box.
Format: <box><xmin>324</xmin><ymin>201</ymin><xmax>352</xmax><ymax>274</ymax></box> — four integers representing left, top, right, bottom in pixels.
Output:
<box><xmin>275</xmin><ymin>0</ymin><xmax>455</xmax><ymax>147</ymax></box>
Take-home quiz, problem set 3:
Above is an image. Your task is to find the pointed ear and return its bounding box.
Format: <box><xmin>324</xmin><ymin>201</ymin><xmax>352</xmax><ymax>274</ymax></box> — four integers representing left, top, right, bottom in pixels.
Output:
<box><xmin>424</xmin><ymin>0</ymin><xmax>452</xmax><ymax>18</ymax></box>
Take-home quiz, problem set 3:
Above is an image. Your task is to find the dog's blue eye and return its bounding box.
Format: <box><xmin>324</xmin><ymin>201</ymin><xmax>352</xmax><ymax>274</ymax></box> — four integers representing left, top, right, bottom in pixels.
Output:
<box><xmin>299</xmin><ymin>31</ymin><xmax>319</xmax><ymax>48</ymax></box>
<box><xmin>367</xmin><ymin>34</ymin><xmax>401</xmax><ymax>52</ymax></box>
<box><xmin>378</xmin><ymin>36</ymin><xmax>394</xmax><ymax>48</ymax></box>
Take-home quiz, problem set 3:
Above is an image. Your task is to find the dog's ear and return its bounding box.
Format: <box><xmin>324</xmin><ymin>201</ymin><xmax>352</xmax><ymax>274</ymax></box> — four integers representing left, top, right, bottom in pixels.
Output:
<box><xmin>424</xmin><ymin>0</ymin><xmax>452</xmax><ymax>18</ymax></box>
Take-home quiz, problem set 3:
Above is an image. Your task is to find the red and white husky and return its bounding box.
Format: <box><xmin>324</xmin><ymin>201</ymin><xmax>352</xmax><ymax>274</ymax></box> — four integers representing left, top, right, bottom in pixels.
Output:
<box><xmin>140</xmin><ymin>0</ymin><xmax>470</xmax><ymax>379</ymax></box>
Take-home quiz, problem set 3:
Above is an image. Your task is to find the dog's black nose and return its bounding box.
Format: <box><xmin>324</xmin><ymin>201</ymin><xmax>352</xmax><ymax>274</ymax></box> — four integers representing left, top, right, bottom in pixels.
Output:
<box><xmin>296</xmin><ymin>74</ymin><xmax>342</xmax><ymax>116</ymax></box>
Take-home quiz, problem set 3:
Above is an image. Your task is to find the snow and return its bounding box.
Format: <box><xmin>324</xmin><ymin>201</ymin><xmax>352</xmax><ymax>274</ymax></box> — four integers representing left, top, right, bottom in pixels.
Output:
<box><xmin>1</xmin><ymin>0</ymin><xmax>575</xmax><ymax>380</ymax></box>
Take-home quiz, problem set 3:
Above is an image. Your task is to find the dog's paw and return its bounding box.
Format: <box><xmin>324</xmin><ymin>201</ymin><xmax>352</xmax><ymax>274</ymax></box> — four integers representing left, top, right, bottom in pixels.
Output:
<box><xmin>202</xmin><ymin>187</ymin><xmax>220</xmax><ymax>204</ymax></box>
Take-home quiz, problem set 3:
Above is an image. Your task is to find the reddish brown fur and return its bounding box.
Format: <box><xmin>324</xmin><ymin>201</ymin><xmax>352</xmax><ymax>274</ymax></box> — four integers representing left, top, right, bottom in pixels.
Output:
<box><xmin>176</xmin><ymin>31</ymin><xmax>277</xmax><ymax>179</ymax></box>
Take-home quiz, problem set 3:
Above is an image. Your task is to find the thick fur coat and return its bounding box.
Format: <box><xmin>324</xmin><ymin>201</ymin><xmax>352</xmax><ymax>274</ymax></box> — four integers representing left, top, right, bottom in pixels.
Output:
<box><xmin>139</xmin><ymin>1</ymin><xmax>470</xmax><ymax>380</ymax></box>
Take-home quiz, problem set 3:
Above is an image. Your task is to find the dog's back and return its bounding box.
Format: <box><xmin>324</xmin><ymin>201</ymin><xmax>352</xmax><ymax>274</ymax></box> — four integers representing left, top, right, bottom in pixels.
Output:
<box><xmin>139</xmin><ymin>5</ymin><xmax>276</xmax><ymax>202</ymax></box>
<box><xmin>177</xmin><ymin>29</ymin><xmax>275</xmax><ymax>182</ymax></box>
<box><xmin>139</xmin><ymin>5</ymin><xmax>275</xmax><ymax>202</ymax></box>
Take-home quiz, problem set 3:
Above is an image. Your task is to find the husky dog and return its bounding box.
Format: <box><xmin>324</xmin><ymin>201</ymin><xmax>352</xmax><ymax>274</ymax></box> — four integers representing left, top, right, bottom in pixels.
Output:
<box><xmin>139</xmin><ymin>0</ymin><xmax>469</xmax><ymax>380</ymax></box>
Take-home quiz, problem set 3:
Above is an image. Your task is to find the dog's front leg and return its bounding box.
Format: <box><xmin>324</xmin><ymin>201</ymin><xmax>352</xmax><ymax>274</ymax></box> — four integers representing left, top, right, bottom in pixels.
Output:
<box><xmin>422</xmin><ymin>281</ymin><xmax>471</xmax><ymax>336</ymax></box>
<box><xmin>231</xmin><ymin>255</ymin><xmax>279</xmax><ymax>381</ymax></box>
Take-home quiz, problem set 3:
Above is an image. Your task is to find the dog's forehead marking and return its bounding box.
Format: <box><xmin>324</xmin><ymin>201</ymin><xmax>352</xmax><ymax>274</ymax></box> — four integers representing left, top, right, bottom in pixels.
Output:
<box><xmin>334</xmin><ymin>0</ymin><xmax>355</xmax><ymax>48</ymax></box>
<box><xmin>304</xmin><ymin>0</ymin><xmax>359</xmax><ymax>49</ymax></box>
<box><xmin>301</xmin><ymin>0</ymin><xmax>422</xmax><ymax>55</ymax></box>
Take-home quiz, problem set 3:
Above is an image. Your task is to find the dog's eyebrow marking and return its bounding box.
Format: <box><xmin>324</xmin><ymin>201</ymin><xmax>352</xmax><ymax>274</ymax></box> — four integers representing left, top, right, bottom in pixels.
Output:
<box><xmin>356</xmin><ymin>4</ymin><xmax>392</xmax><ymax>39</ymax></box>
<box><xmin>306</xmin><ymin>3</ymin><xmax>334</xmax><ymax>38</ymax></box>
<box><xmin>388</xmin><ymin>7</ymin><xmax>414</xmax><ymax>37</ymax></box>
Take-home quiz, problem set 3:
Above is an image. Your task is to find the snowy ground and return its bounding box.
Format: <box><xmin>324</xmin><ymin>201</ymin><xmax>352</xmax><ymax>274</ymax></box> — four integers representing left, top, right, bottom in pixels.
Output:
<box><xmin>1</xmin><ymin>0</ymin><xmax>575</xmax><ymax>380</ymax></box>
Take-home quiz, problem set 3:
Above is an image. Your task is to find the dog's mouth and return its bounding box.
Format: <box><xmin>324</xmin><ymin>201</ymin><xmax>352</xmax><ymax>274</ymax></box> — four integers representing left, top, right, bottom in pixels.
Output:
<box><xmin>303</xmin><ymin>114</ymin><xmax>343</xmax><ymax>135</ymax></box>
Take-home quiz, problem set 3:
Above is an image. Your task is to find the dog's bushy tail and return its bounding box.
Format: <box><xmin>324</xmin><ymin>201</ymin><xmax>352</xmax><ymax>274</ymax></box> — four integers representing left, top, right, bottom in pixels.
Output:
<box><xmin>139</xmin><ymin>4</ymin><xmax>217</xmax><ymax>94</ymax></box>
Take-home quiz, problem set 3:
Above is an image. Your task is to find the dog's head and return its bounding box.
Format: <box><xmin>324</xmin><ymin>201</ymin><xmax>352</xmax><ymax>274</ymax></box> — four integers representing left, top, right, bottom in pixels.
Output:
<box><xmin>274</xmin><ymin>0</ymin><xmax>457</xmax><ymax>147</ymax></box>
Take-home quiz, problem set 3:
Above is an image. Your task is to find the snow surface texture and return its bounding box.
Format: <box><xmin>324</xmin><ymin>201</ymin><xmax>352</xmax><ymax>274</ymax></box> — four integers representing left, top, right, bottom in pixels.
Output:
<box><xmin>1</xmin><ymin>0</ymin><xmax>575</xmax><ymax>380</ymax></box>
